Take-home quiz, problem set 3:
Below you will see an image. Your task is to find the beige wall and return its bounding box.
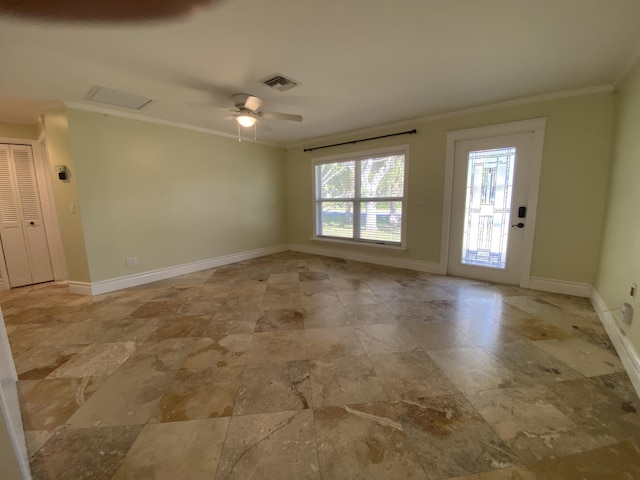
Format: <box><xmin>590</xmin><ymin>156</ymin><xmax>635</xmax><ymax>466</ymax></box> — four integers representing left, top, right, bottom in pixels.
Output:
<box><xmin>286</xmin><ymin>93</ymin><xmax>614</xmax><ymax>284</ymax></box>
<box><xmin>65</xmin><ymin>109</ymin><xmax>287</xmax><ymax>282</ymax></box>
<box><xmin>0</xmin><ymin>121</ymin><xmax>38</xmax><ymax>140</ymax></box>
<box><xmin>595</xmin><ymin>58</ymin><xmax>640</xmax><ymax>354</ymax></box>
<box><xmin>42</xmin><ymin>109</ymin><xmax>91</xmax><ymax>283</ymax></box>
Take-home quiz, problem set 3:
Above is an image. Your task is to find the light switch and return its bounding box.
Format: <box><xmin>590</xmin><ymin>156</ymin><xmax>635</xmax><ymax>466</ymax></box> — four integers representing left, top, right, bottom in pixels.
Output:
<box><xmin>69</xmin><ymin>203</ymin><xmax>76</xmax><ymax>214</ymax></box>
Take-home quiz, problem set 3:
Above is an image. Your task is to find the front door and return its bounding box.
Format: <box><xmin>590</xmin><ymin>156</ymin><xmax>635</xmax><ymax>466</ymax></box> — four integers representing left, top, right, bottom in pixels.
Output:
<box><xmin>448</xmin><ymin>132</ymin><xmax>534</xmax><ymax>285</ymax></box>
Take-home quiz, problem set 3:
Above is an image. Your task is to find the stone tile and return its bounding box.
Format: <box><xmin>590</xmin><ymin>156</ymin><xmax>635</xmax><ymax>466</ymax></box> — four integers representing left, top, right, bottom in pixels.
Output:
<box><xmin>19</xmin><ymin>377</ymin><xmax>106</xmax><ymax>430</ymax></box>
<box><xmin>466</xmin><ymin>384</ymin><xmax>618</xmax><ymax>463</ymax></box>
<box><xmin>299</xmin><ymin>271</ymin><xmax>330</xmax><ymax>281</ymax></box>
<box><xmin>65</xmin><ymin>371</ymin><xmax>176</xmax><ymax>428</ymax></box>
<box><xmin>355</xmin><ymin>323</ymin><xmax>420</xmax><ymax>354</ymax></box>
<box><xmin>30</xmin><ymin>425</ymin><xmax>142</xmax><ymax>480</ymax></box>
<box><xmin>501</xmin><ymin>316</ymin><xmax>572</xmax><ymax>341</ymax></box>
<box><xmin>400</xmin><ymin>320</ymin><xmax>476</xmax><ymax>349</ymax></box>
<box><xmin>370</xmin><ymin>351</ymin><xmax>459</xmax><ymax>401</ymax></box>
<box><xmin>427</xmin><ymin>347</ymin><xmax>523</xmax><ymax>392</ymax></box>
<box><xmin>305</xmin><ymin>326</ymin><xmax>365</xmax><ymax>358</ymax></box>
<box><xmin>261</xmin><ymin>292</ymin><xmax>303</xmax><ymax>309</ymax></box>
<box><xmin>315</xmin><ymin>402</ymin><xmax>428</xmax><ymax>480</ymax></box>
<box><xmin>485</xmin><ymin>342</ymin><xmax>584</xmax><ymax>384</ymax></box>
<box><xmin>149</xmin><ymin>366</ymin><xmax>243</xmax><ymax>422</ymax></box>
<box><xmin>130</xmin><ymin>301</ymin><xmax>183</xmax><ymax>319</ymax></box>
<box><xmin>534</xmin><ymin>337</ymin><xmax>624</xmax><ymax>377</ymax></box>
<box><xmin>206</xmin><ymin>311</ymin><xmax>259</xmax><ymax>335</ymax></box>
<box><xmin>234</xmin><ymin>360</ymin><xmax>311</xmax><ymax>415</ymax></box>
<box><xmin>115</xmin><ymin>338</ymin><xmax>196</xmax><ymax>375</ymax></box>
<box><xmin>337</xmin><ymin>289</ymin><xmax>382</xmax><ymax>307</ymax></box>
<box><xmin>301</xmin><ymin>291</ymin><xmax>342</xmax><ymax>309</ymax></box>
<box><xmin>265</xmin><ymin>282</ymin><xmax>301</xmax><ymax>295</ymax></box>
<box><xmin>254</xmin><ymin>308</ymin><xmax>305</xmax><ymax>332</ymax></box>
<box><xmin>303</xmin><ymin>304</ymin><xmax>351</xmax><ymax>328</ymax></box>
<box><xmin>112</xmin><ymin>418</ymin><xmax>229</xmax><ymax>480</ymax></box>
<box><xmin>6</xmin><ymin>323</ymin><xmax>60</xmax><ymax>356</ymax></box>
<box><xmin>47</xmin><ymin>342</ymin><xmax>136</xmax><ymax>378</ymax></box>
<box><xmin>345</xmin><ymin>303</ymin><xmax>398</xmax><ymax>325</ymax></box>
<box><xmin>504</xmin><ymin>296</ymin><xmax>562</xmax><ymax>315</ymax></box>
<box><xmin>268</xmin><ymin>272</ymin><xmax>300</xmax><ymax>283</ymax></box>
<box><xmin>216</xmin><ymin>410</ymin><xmax>319</xmax><ymax>480</ymax></box>
<box><xmin>24</xmin><ymin>430</ymin><xmax>54</xmax><ymax>459</ymax></box>
<box><xmin>309</xmin><ymin>355</ymin><xmax>388</xmax><ymax>407</ymax></box>
<box><xmin>543</xmin><ymin>377</ymin><xmax>640</xmax><ymax>447</ymax></box>
<box><xmin>14</xmin><ymin>344</ymin><xmax>86</xmax><ymax>380</ymax></box>
<box><xmin>179</xmin><ymin>298</ymin><xmax>223</xmax><ymax>316</ymax></box>
<box><xmin>146</xmin><ymin>316</ymin><xmax>210</xmax><ymax>340</ymax></box>
<box><xmin>446</xmin><ymin>466</ymin><xmax>537</xmax><ymax>479</ymax></box>
<box><xmin>393</xmin><ymin>394</ymin><xmax>520</xmax><ymax>479</ymax></box>
<box><xmin>181</xmin><ymin>334</ymin><xmax>252</xmax><ymax>368</ymax></box>
<box><xmin>526</xmin><ymin>441</ymin><xmax>640</xmax><ymax>479</ymax></box>
<box><xmin>245</xmin><ymin>330</ymin><xmax>307</xmax><ymax>364</ymax></box>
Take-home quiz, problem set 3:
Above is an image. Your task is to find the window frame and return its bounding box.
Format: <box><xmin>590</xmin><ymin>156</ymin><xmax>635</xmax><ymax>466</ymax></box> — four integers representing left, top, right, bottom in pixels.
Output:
<box><xmin>311</xmin><ymin>144</ymin><xmax>409</xmax><ymax>249</ymax></box>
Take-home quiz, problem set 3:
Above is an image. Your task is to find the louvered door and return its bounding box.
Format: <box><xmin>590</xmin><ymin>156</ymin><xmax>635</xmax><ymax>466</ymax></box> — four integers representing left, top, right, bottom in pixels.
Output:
<box><xmin>0</xmin><ymin>144</ymin><xmax>53</xmax><ymax>287</ymax></box>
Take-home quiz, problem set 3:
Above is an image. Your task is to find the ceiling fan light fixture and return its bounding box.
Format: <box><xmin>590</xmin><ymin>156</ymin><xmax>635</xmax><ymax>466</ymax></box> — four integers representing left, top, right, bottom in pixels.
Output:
<box><xmin>236</xmin><ymin>115</ymin><xmax>257</xmax><ymax>127</ymax></box>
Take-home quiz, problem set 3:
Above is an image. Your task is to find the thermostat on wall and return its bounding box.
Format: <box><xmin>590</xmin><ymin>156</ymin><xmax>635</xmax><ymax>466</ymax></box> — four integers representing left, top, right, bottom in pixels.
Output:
<box><xmin>55</xmin><ymin>165</ymin><xmax>68</xmax><ymax>181</ymax></box>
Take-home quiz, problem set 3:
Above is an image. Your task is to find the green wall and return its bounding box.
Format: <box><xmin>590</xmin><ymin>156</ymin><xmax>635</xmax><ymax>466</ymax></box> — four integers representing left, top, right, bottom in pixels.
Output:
<box><xmin>64</xmin><ymin>109</ymin><xmax>287</xmax><ymax>282</ymax></box>
<box><xmin>286</xmin><ymin>93</ymin><xmax>614</xmax><ymax>283</ymax></box>
<box><xmin>0</xmin><ymin>121</ymin><xmax>38</xmax><ymax>140</ymax></box>
<box><xmin>595</xmin><ymin>58</ymin><xmax>640</xmax><ymax>354</ymax></box>
<box><xmin>42</xmin><ymin>109</ymin><xmax>92</xmax><ymax>283</ymax></box>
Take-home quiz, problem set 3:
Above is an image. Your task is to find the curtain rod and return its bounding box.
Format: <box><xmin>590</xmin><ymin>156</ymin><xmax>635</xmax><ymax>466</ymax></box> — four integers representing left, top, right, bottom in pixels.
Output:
<box><xmin>303</xmin><ymin>129</ymin><xmax>417</xmax><ymax>152</ymax></box>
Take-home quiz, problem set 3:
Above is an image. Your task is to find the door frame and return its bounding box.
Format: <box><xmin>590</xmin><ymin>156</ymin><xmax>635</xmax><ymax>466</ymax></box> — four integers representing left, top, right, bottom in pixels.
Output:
<box><xmin>439</xmin><ymin>118</ymin><xmax>547</xmax><ymax>288</ymax></box>
<box><xmin>0</xmin><ymin>136</ymin><xmax>67</xmax><ymax>290</ymax></box>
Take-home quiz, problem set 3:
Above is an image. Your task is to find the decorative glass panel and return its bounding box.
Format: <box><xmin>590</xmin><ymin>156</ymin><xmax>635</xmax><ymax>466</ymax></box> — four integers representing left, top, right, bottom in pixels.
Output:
<box><xmin>461</xmin><ymin>147</ymin><xmax>515</xmax><ymax>269</ymax></box>
<box><xmin>359</xmin><ymin>201</ymin><xmax>402</xmax><ymax>243</ymax></box>
<box><xmin>319</xmin><ymin>201</ymin><xmax>354</xmax><ymax>238</ymax></box>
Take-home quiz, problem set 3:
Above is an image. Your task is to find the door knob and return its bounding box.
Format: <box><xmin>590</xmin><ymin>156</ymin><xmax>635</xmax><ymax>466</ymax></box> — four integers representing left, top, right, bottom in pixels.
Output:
<box><xmin>511</xmin><ymin>223</ymin><xmax>524</xmax><ymax>228</ymax></box>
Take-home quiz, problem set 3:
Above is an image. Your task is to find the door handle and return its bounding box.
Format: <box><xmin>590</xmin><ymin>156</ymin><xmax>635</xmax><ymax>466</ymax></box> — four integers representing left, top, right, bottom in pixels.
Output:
<box><xmin>511</xmin><ymin>223</ymin><xmax>524</xmax><ymax>228</ymax></box>
<box><xmin>29</xmin><ymin>221</ymin><xmax>35</xmax><ymax>226</ymax></box>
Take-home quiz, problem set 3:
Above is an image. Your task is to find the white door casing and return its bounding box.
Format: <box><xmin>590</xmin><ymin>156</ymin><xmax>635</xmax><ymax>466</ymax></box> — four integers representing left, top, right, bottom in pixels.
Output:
<box><xmin>440</xmin><ymin>119</ymin><xmax>546</xmax><ymax>287</ymax></box>
<box><xmin>0</xmin><ymin>144</ymin><xmax>54</xmax><ymax>287</ymax></box>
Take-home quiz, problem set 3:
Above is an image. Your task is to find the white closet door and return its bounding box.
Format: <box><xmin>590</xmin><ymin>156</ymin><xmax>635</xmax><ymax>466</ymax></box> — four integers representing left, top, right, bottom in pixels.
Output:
<box><xmin>11</xmin><ymin>145</ymin><xmax>53</xmax><ymax>284</ymax></box>
<box><xmin>0</xmin><ymin>146</ymin><xmax>31</xmax><ymax>287</ymax></box>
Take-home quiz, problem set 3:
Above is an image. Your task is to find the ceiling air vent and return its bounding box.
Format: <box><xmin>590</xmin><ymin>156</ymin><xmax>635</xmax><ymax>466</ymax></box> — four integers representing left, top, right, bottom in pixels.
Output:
<box><xmin>86</xmin><ymin>86</ymin><xmax>152</xmax><ymax>109</ymax></box>
<box><xmin>262</xmin><ymin>74</ymin><xmax>299</xmax><ymax>92</ymax></box>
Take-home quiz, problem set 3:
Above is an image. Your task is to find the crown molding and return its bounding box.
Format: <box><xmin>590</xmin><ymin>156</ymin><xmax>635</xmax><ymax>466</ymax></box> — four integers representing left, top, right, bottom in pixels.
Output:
<box><xmin>62</xmin><ymin>101</ymin><xmax>282</xmax><ymax>148</ymax></box>
<box><xmin>286</xmin><ymin>84</ymin><xmax>615</xmax><ymax>150</ymax></box>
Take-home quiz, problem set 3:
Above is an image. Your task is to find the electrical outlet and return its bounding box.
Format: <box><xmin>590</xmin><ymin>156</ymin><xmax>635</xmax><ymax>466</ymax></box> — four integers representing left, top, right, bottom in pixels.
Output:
<box><xmin>630</xmin><ymin>283</ymin><xmax>637</xmax><ymax>298</ymax></box>
<box><xmin>125</xmin><ymin>257</ymin><xmax>137</xmax><ymax>267</ymax></box>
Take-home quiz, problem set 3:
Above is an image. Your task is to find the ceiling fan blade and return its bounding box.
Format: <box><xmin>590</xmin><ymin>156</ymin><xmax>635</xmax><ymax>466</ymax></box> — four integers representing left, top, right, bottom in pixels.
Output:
<box><xmin>259</xmin><ymin>111</ymin><xmax>303</xmax><ymax>122</ymax></box>
<box><xmin>244</xmin><ymin>95</ymin><xmax>262</xmax><ymax>112</ymax></box>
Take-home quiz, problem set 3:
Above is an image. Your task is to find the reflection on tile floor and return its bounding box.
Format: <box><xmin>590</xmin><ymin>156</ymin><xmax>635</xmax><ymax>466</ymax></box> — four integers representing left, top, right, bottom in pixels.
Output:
<box><xmin>4</xmin><ymin>251</ymin><xmax>640</xmax><ymax>479</ymax></box>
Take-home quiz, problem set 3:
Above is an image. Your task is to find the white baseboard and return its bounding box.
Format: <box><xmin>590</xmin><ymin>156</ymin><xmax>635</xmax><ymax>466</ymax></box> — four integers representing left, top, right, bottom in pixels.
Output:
<box><xmin>528</xmin><ymin>276</ymin><xmax>592</xmax><ymax>297</ymax></box>
<box><xmin>591</xmin><ymin>287</ymin><xmax>640</xmax><ymax>398</ymax></box>
<box><xmin>69</xmin><ymin>244</ymin><xmax>288</xmax><ymax>296</ymax></box>
<box><xmin>288</xmin><ymin>243</ymin><xmax>441</xmax><ymax>274</ymax></box>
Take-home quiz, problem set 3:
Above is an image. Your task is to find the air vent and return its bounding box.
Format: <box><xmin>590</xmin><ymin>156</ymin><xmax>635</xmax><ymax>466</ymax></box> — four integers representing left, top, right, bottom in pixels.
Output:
<box><xmin>262</xmin><ymin>74</ymin><xmax>299</xmax><ymax>92</ymax></box>
<box><xmin>86</xmin><ymin>86</ymin><xmax>152</xmax><ymax>109</ymax></box>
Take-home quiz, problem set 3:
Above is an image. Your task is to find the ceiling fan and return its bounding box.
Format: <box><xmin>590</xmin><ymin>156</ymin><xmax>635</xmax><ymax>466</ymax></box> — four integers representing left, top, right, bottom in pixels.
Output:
<box><xmin>230</xmin><ymin>94</ymin><xmax>303</xmax><ymax>128</ymax></box>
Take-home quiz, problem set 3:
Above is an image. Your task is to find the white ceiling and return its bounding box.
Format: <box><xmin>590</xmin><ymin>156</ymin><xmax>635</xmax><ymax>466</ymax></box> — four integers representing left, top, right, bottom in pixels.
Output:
<box><xmin>1</xmin><ymin>0</ymin><xmax>640</xmax><ymax>146</ymax></box>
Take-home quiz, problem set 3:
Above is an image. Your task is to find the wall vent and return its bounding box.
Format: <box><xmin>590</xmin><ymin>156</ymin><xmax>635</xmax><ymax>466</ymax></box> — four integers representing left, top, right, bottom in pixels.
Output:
<box><xmin>262</xmin><ymin>74</ymin><xmax>299</xmax><ymax>92</ymax></box>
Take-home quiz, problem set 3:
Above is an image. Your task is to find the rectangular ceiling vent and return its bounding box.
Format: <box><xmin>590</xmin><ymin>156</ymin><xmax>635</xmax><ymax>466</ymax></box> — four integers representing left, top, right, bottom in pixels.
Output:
<box><xmin>86</xmin><ymin>86</ymin><xmax>152</xmax><ymax>110</ymax></box>
<box><xmin>262</xmin><ymin>74</ymin><xmax>299</xmax><ymax>92</ymax></box>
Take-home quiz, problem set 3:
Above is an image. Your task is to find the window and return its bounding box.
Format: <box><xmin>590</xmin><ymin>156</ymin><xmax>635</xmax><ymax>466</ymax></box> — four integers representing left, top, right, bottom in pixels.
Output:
<box><xmin>313</xmin><ymin>146</ymin><xmax>408</xmax><ymax>246</ymax></box>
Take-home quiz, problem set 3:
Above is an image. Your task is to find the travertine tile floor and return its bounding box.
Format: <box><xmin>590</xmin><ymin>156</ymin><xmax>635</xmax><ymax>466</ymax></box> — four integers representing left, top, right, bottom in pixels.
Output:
<box><xmin>3</xmin><ymin>251</ymin><xmax>640</xmax><ymax>479</ymax></box>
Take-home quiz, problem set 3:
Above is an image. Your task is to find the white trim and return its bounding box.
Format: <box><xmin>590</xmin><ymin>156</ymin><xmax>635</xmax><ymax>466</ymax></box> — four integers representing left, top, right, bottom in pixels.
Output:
<box><xmin>288</xmin><ymin>243</ymin><xmax>440</xmax><ymax>274</ymax></box>
<box><xmin>68</xmin><ymin>245</ymin><xmax>287</xmax><ymax>296</ymax></box>
<box><xmin>528</xmin><ymin>276</ymin><xmax>592</xmax><ymax>297</ymax></box>
<box><xmin>591</xmin><ymin>288</ymin><xmax>640</xmax><ymax>398</ymax></box>
<box><xmin>287</xmin><ymin>85</ymin><xmax>612</xmax><ymax>150</ymax></box>
<box><xmin>62</xmin><ymin>102</ymin><xmax>280</xmax><ymax>148</ymax></box>
<box><xmin>440</xmin><ymin>118</ymin><xmax>547</xmax><ymax>288</ymax></box>
<box><xmin>309</xmin><ymin>236</ymin><xmax>406</xmax><ymax>251</ymax></box>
